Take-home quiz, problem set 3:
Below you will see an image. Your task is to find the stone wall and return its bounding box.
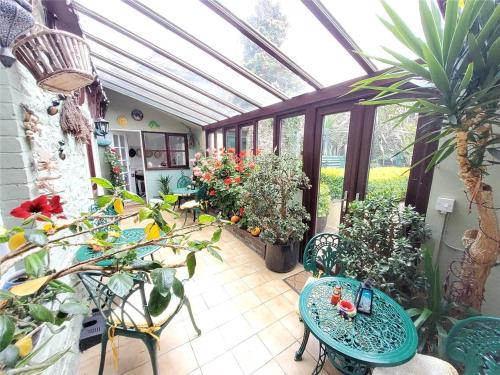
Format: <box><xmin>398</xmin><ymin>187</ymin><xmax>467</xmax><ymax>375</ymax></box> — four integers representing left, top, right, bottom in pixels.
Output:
<box><xmin>0</xmin><ymin>51</ymin><xmax>95</xmax><ymax>374</ymax></box>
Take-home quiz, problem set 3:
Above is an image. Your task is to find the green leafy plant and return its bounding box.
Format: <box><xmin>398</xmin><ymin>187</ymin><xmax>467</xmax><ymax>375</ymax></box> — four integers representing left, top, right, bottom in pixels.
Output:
<box><xmin>158</xmin><ymin>175</ymin><xmax>171</xmax><ymax>196</ymax></box>
<box><xmin>104</xmin><ymin>147</ymin><xmax>125</xmax><ymax>188</ymax></box>
<box><xmin>339</xmin><ymin>195</ymin><xmax>430</xmax><ymax>305</ymax></box>
<box><xmin>318</xmin><ymin>184</ymin><xmax>330</xmax><ymax>218</ymax></box>
<box><xmin>240</xmin><ymin>154</ymin><xmax>311</xmax><ymax>245</ymax></box>
<box><xmin>351</xmin><ymin>0</ymin><xmax>500</xmax><ymax>310</ymax></box>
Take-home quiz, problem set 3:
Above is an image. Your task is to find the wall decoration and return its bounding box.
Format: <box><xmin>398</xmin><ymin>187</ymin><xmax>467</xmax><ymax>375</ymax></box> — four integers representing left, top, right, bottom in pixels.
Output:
<box><xmin>148</xmin><ymin>120</ymin><xmax>159</xmax><ymax>129</ymax></box>
<box><xmin>0</xmin><ymin>0</ymin><xmax>34</xmax><ymax>67</ymax></box>
<box><xmin>47</xmin><ymin>96</ymin><xmax>64</xmax><ymax>116</ymax></box>
<box><xmin>129</xmin><ymin>148</ymin><xmax>137</xmax><ymax>158</ymax></box>
<box><xmin>60</xmin><ymin>95</ymin><xmax>93</xmax><ymax>143</ymax></box>
<box><xmin>12</xmin><ymin>28</ymin><xmax>94</xmax><ymax>92</ymax></box>
<box><xmin>154</xmin><ymin>151</ymin><xmax>162</xmax><ymax>159</ymax></box>
<box><xmin>21</xmin><ymin>104</ymin><xmax>41</xmax><ymax>144</ymax></box>
<box><xmin>145</xmin><ymin>150</ymin><xmax>153</xmax><ymax>158</ymax></box>
<box><xmin>117</xmin><ymin>115</ymin><xmax>128</xmax><ymax>127</ymax></box>
<box><xmin>57</xmin><ymin>140</ymin><xmax>66</xmax><ymax>160</ymax></box>
<box><xmin>131</xmin><ymin>109</ymin><xmax>143</xmax><ymax>121</ymax></box>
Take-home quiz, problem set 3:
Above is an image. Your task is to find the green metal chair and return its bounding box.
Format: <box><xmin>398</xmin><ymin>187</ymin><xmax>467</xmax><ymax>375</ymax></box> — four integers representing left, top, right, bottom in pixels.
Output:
<box><xmin>295</xmin><ymin>232</ymin><xmax>346</xmax><ymax>361</ymax></box>
<box><xmin>176</xmin><ymin>174</ymin><xmax>192</xmax><ymax>189</ymax></box>
<box><xmin>79</xmin><ymin>272</ymin><xmax>201</xmax><ymax>375</ymax></box>
<box><xmin>446</xmin><ymin>315</ymin><xmax>500</xmax><ymax>375</ymax></box>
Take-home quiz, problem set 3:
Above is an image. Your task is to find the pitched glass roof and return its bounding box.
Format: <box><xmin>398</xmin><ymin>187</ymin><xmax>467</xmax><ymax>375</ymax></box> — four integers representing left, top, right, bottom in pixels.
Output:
<box><xmin>74</xmin><ymin>0</ymin><xmax>421</xmax><ymax>126</ymax></box>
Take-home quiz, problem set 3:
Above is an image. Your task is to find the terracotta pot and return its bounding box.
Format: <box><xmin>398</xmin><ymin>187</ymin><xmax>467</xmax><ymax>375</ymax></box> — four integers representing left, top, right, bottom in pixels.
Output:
<box><xmin>265</xmin><ymin>241</ymin><xmax>299</xmax><ymax>273</ymax></box>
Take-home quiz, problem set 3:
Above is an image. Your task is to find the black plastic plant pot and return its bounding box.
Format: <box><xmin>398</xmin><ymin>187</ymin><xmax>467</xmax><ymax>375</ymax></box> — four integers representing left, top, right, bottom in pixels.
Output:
<box><xmin>265</xmin><ymin>242</ymin><xmax>299</xmax><ymax>273</ymax></box>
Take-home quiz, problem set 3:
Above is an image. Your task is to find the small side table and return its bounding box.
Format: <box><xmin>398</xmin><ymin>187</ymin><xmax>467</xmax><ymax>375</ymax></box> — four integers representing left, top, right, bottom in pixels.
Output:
<box><xmin>297</xmin><ymin>277</ymin><xmax>418</xmax><ymax>375</ymax></box>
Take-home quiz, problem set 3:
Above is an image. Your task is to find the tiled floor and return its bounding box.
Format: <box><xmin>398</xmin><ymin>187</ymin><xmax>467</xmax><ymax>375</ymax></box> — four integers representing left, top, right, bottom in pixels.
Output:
<box><xmin>77</xmin><ymin>214</ymin><xmax>339</xmax><ymax>375</ymax></box>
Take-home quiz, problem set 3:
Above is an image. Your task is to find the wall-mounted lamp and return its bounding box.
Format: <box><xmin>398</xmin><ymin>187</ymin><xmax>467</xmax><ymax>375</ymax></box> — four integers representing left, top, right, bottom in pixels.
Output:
<box><xmin>94</xmin><ymin>118</ymin><xmax>111</xmax><ymax>146</ymax></box>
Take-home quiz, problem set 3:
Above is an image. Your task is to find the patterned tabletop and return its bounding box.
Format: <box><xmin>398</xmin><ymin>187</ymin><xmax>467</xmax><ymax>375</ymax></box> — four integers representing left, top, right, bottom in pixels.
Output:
<box><xmin>172</xmin><ymin>187</ymin><xmax>199</xmax><ymax>196</ymax></box>
<box><xmin>299</xmin><ymin>277</ymin><xmax>418</xmax><ymax>367</ymax></box>
<box><xmin>75</xmin><ymin>228</ymin><xmax>162</xmax><ymax>267</ymax></box>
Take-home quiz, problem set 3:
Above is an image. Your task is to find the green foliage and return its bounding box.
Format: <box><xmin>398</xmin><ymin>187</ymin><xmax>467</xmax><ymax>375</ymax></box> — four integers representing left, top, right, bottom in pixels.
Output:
<box><xmin>104</xmin><ymin>147</ymin><xmax>125</xmax><ymax>187</ymax></box>
<box><xmin>241</xmin><ymin>154</ymin><xmax>311</xmax><ymax>245</ymax></box>
<box><xmin>339</xmin><ymin>195</ymin><xmax>430</xmax><ymax>305</ymax></box>
<box><xmin>158</xmin><ymin>175</ymin><xmax>171</xmax><ymax>196</ymax></box>
<box><xmin>318</xmin><ymin>184</ymin><xmax>330</xmax><ymax>218</ymax></box>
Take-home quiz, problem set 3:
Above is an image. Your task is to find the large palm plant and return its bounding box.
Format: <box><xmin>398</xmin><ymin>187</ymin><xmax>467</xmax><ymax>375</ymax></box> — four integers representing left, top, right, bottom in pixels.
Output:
<box><xmin>351</xmin><ymin>0</ymin><xmax>499</xmax><ymax>310</ymax></box>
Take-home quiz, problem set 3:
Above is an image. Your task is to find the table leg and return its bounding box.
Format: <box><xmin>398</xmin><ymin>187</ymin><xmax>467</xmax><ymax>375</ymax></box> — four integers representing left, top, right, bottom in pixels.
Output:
<box><xmin>312</xmin><ymin>343</ymin><xmax>327</xmax><ymax>375</ymax></box>
<box><xmin>295</xmin><ymin>325</ymin><xmax>311</xmax><ymax>361</ymax></box>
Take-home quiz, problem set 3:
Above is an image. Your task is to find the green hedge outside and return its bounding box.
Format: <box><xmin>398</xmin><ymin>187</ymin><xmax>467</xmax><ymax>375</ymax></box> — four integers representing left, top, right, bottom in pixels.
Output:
<box><xmin>320</xmin><ymin>167</ymin><xmax>409</xmax><ymax>201</ymax></box>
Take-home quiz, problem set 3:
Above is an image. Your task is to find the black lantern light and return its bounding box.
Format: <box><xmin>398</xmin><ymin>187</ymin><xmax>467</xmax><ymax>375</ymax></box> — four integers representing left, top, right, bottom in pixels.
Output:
<box><xmin>0</xmin><ymin>0</ymin><xmax>34</xmax><ymax>67</ymax></box>
<box><xmin>94</xmin><ymin>118</ymin><xmax>111</xmax><ymax>147</ymax></box>
<box><xmin>355</xmin><ymin>279</ymin><xmax>374</xmax><ymax>315</ymax></box>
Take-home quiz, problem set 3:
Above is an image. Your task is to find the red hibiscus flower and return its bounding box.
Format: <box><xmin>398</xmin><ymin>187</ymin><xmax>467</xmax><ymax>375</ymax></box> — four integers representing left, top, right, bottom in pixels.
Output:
<box><xmin>224</xmin><ymin>177</ymin><xmax>233</xmax><ymax>184</ymax></box>
<box><xmin>234</xmin><ymin>176</ymin><xmax>241</xmax><ymax>183</ymax></box>
<box><xmin>208</xmin><ymin>188</ymin><xmax>216</xmax><ymax>196</ymax></box>
<box><xmin>227</xmin><ymin>148</ymin><xmax>235</xmax><ymax>154</ymax></box>
<box><xmin>10</xmin><ymin>195</ymin><xmax>64</xmax><ymax>219</ymax></box>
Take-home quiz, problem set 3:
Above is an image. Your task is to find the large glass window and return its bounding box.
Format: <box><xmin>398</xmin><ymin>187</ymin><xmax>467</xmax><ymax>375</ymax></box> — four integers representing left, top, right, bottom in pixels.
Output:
<box><xmin>317</xmin><ymin>112</ymin><xmax>351</xmax><ymax>234</ymax></box>
<box><xmin>207</xmin><ymin>131</ymin><xmax>215</xmax><ymax>151</ymax></box>
<box><xmin>257</xmin><ymin>118</ymin><xmax>274</xmax><ymax>154</ymax></box>
<box><xmin>239</xmin><ymin>125</ymin><xmax>254</xmax><ymax>155</ymax></box>
<box><xmin>142</xmin><ymin>132</ymin><xmax>188</xmax><ymax>169</ymax></box>
<box><xmin>279</xmin><ymin>115</ymin><xmax>305</xmax><ymax>156</ymax></box>
<box><xmin>367</xmin><ymin>105</ymin><xmax>418</xmax><ymax>200</ymax></box>
<box><xmin>225</xmin><ymin>128</ymin><xmax>237</xmax><ymax>150</ymax></box>
<box><xmin>215</xmin><ymin>129</ymin><xmax>223</xmax><ymax>151</ymax></box>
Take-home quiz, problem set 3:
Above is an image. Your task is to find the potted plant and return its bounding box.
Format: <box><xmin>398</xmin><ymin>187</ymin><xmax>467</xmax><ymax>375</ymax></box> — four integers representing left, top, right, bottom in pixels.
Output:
<box><xmin>241</xmin><ymin>154</ymin><xmax>310</xmax><ymax>272</ymax></box>
<box><xmin>157</xmin><ymin>175</ymin><xmax>171</xmax><ymax>196</ymax></box>
<box><xmin>316</xmin><ymin>183</ymin><xmax>331</xmax><ymax>233</ymax></box>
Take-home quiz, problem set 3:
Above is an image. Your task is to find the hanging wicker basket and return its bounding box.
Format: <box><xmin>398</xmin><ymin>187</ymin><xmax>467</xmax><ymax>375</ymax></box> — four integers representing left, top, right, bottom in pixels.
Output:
<box><xmin>12</xmin><ymin>28</ymin><xmax>94</xmax><ymax>93</ymax></box>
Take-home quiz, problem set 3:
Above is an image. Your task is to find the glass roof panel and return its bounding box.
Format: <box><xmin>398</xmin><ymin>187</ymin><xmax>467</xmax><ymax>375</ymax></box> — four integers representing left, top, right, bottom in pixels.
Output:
<box><xmin>217</xmin><ymin>0</ymin><xmax>365</xmax><ymax>86</ymax></box>
<box><xmin>139</xmin><ymin>0</ymin><xmax>313</xmax><ymax>97</ymax></box>
<box><xmin>93</xmin><ymin>57</ymin><xmax>227</xmax><ymax>122</ymax></box>
<box><xmin>89</xmin><ymin>42</ymin><xmax>238</xmax><ymax>118</ymax></box>
<box><xmin>78</xmin><ymin>13</ymin><xmax>257</xmax><ymax>113</ymax></box>
<box><xmin>322</xmin><ymin>0</ymin><xmax>424</xmax><ymax>69</ymax></box>
<box><xmin>76</xmin><ymin>0</ymin><xmax>281</xmax><ymax>106</ymax></box>
<box><xmin>99</xmin><ymin>71</ymin><xmax>214</xmax><ymax>124</ymax></box>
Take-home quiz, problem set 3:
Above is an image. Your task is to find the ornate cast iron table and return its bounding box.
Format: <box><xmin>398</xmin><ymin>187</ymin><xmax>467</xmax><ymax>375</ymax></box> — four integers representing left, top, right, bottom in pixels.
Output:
<box><xmin>297</xmin><ymin>277</ymin><xmax>418</xmax><ymax>375</ymax></box>
<box><xmin>75</xmin><ymin>228</ymin><xmax>162</xmax><ymax>267</ymax></box>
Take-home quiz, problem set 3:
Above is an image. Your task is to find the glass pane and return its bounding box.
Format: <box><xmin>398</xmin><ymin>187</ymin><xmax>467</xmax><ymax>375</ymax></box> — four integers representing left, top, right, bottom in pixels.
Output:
<box><xmin>322</xmin><ymin>0</ymin><xmax>424</xmax><ymax>69</ymax></box>
<box><xmin>99</xmin><ymin>71</ymin><xmax>212</xmax><ymax>124</ymax></box>
<box><xmin>168</xmin><ymin>135</ymin><xmax>186</xmax><ymax>151</ymax></box>
<box><xmin>143</xmin><ymin>133</ymin><xmax>167</xmax><ymax>169</ymax></box>
<box><xmin>367</xmin><ymin>105</ymin><xmax>417</xmax><ymax>200</ymax></box>
<box><xmin>257</xmin><ymin>118</ymin><xmax>274</xmax><ymax>154</ymax></box>
<box><xmin>225</xmin><ymin>128</ymin><xmax>236</xmax><ymax>149</ymax></box>
<box><xmin>207</xmin><ymin>132</ymin><xmax>215</xmax><ymax>151</ymax></box>
<box><xmin>215</xmin><ymin>129</ymin><xmax>223</xmax><ymax>150</ymax></box>
<box><xmin>239</xmin><ymin>125</ymin><xmax>254</xmax><ymax>154</ymax></box>
<box><xmin>280</xmin><ymin>115</ymin><xmax>305</xmax><ymax>157</ymax></box>
<box><xmin>317</xmin><ymin>112</ymin><xmax>350</xmax><ymax>234</ymax></box>
<box><xmin>169</xmin><ymin>151</ymin><xmax>187</xmax><ymax>167</ymax></box>
<box><xmin>76</xmin><ymin>3</ymin><xmax>280</xmax><ymax>106</ymax></box>
<box><xmin>139</xmin><ymin>0</ymin><xmax>312</xmax><ymax>97</ymax></box>
<box><xmin>219</xmin><ymin>0</ymin><xmax>365</xmax><ymax>86</ymax></box>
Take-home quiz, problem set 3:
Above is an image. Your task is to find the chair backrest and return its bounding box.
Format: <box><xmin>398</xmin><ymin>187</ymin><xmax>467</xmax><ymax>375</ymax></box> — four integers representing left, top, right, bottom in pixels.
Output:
<box><xmin>177</xmin><ymin>175</ymin><xmax>192</xmax><ymax>189</ymax></box>
<box><xmin>303</xmin><ymin>233</ymin><xmax>345</xmax><ymax>278</ymax></box>
<box><xmin>446</xmin><ymin>316</ymin><xmax>500</xmax><ymax>375</ymax></box>
<box><xmin>78</xmin><ymin>272</ymin><xmax>182</xmax><ymax>332</ymax></box>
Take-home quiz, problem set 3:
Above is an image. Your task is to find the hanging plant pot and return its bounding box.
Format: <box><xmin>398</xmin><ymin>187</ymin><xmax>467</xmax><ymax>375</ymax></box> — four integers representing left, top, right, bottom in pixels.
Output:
<box><xmin>12</xmin><ymin>28</ymin><xmax>94</xmax><ymax>93</ymax></box>
<box><xmin>0</xmin><ymin>0</ymin><xmax>34</xmax><ymax>67</ymax></box>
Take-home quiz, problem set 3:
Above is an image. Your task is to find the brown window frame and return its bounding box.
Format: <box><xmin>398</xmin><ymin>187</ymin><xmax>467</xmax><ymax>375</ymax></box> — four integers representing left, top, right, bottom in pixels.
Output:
<box><xmin>141</xmin><ymin>131</ymin><xmax>189</xmax><ymax>170</ymax></box>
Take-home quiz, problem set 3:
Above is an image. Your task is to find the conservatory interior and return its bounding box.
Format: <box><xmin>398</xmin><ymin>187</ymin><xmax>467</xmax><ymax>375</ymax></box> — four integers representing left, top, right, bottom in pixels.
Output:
<box><xmin>0</xmin><ymin>0</ymin><xmax>499</xmax><ymax>374</ymax></box>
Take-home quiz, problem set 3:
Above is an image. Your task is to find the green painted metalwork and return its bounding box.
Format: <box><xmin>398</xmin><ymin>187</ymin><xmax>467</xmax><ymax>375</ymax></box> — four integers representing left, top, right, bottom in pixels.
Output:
<box><xmin>89</xmin><ymin>203</ymin><xmax>117</xmax><ymax>233</ymax></box>
<box><xmin>303</xmin><ymin>233</ymin><xmax>345</xmax><ymax>278</ymax></box>
<box><xmin>176</xmin><ymin>175</ymin><xmax>192</xmax><ymax>189</ymax></box>
<box><xmin>79</xmin><ymin>272</ymin><xmax>201</xmax><ymax>375</ymax></box>
<box><xmin>298</xmin><ymin>277</ymin><xmax>418</xmax><ymax>374</ymax></box>
<box><xmin>446</xmin><ymin>316</ymin><xmax>500</xmax><ymax>375</ymax></box>
<box><xmin>75</xmin><ymin>228</ymin><xmax>161</xmax><ymax>266</ymax></box>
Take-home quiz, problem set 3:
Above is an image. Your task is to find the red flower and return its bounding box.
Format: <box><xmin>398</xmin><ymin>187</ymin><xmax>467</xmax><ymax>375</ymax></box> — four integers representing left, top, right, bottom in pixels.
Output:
<box><xmin>208</xmin><ymin>188</ymin><xmax>216</xmax><ymax>196</ymax></box>
<box><xmin>235</xmin><ymin>163</ymin><xmax>244</xmax><ymax>172</ymax></box>
<box><xmin>249</xmin><ymin>162</ymin><xmax>255</xmax><ymax>169</ymax></box>
<box><xmin>224</xmin><ymin>177</ymin><xmax>233</xmax><ymax>184</ymax></box>
<box><xmin>112</xmin><ymin>166</ymin><xmax>121</xmax><ymax>173</ymax></box>
<box><xmin>239</xmin><ymin>150</ymin><xmax>247</xmax><ymax>158</ymax></box>
<box><xmin>239</xmin><ymin>207</ymin><xmax>245</xmax><ymax>216</ymax></box>
<box><xmin>202</xmin><ymin>172</ymin><xmax>212</xmax><ymax>181</ymax></box>
<box><xmin>10</xmin><ymin>195</ymin><xmax>64</xmax><ymax>219</ymax></box>
<box><xmin>234</xmin><ymin>176</ymin><xmax>241</xmax><ymax>183</ymax></box>
<box><xmin>227</xmin><ymin>148</ymin><xmax>235</xmax><ymax>154</ymax></box>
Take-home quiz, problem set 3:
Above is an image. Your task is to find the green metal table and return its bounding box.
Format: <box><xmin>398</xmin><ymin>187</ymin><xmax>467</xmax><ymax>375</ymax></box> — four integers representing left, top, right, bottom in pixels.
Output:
<box><xmin>75</xmin><ymin>228</ymin><xmax>162</xmax><ymax>267</ymax></box>
<box><xmin>297</xmin><ymin>276</ymin><xmax>418</xmax><ymax>375</ymax></box>
<box><xmin>172</xmin><ymin>187</ymin><xmax>199</xmax><ymax>197</ymax></box>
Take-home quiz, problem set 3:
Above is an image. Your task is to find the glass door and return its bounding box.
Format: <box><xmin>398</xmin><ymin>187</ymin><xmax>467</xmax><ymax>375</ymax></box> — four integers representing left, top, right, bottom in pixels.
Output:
<box><xmin>316</xmin><ymin>111</ymin><xmax>351</xmax><ymax>234</ymax></box>
<box><xmin>111</xmin><ymin>131</ymin><xmax>132</xmax><ymax>191</ymax></box>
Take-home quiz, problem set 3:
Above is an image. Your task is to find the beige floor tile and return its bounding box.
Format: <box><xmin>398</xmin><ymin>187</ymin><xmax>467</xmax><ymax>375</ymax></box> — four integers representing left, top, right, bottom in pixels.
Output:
<box><xmin>210</xmin><ymin>299</ymin><xmax>240</xmax><ymax>326</ymax></box>
<box><xmin>267</xmin><ymin>279</ymin><xmax>291</xmax><ymax>294</ymax></box>
<box><xmin>213</xmin><ymin>269</ymin><xmax>239</xmax><ymax>285</ymax></box>
<box><xmin>188</xmin><ymin>369</ymin><xmax>202</xmax><ymax>375</ymax></box>
<box><xmin>275</xmin><ymin>343</ymin><xmax>319</xmax><ymax>375</ymax></box>
<box><xmin>223</xmin><ymin>278</ymin><xmax>250</xmax><ymax>298</ymax></box>
<box><xmin>219</xmin><ymin>315</ymin><xmax>254</xmax><ymax>348</ymax></box>
<box><xmin>241</xmin><ymin>273</ymin><xmax>269</xmax><ymax>289</ymax></box>
<box><xmin>190</xmin><ymin>328</ymin><xmax>228</xmax><ymax>366</ymax></box>
<box><xmin>243</xmin><ymin>304</ymin><xmax>277</xmax><ymax>333</ymax></box>
<box><xmin>282</xmin><ymin>288</ymin><xmax>299</xmax><ymax>305</ymax></box>
<box><xmin>253</xmin><ymin>281</ymin><xmax>282</xmax><ymax>303</ymax></box>
<box><xmin>202</xmin><ymin>285</ymin><xmax>230</xmax><ymax>308</ymax></box>
<box><xmin>233</xmin><ymin>290</ymin><xmax>262</xmax><ymax>314</ymax></box>
<box><xmin>280</xmin><ymin>312</ymin><xmax>304</xmax><ymax>340</ymax></box>
<box><xmin>305</xmin><ymin>333</ymin><xmax>322</xmax><ymax>359</ymax></box>
<box><xmin>264</xmin><ymin>294</ymin><xmax>295</xmax><ymax>320</ymax></box>
<box><xmin>159</xmin><ymin>320</ymin><xmax>190</xmax><ymax>354</ymax></box>
<box><xmin>253</xmin><ymin>360</ymin><xmax>286</xmax><ymax>375</ymax></box>
<box><xmin>185</xmin><ymin>308</ymin><xmax>218</xmax><ymax>338</ymax></box>
<box><xmin>232</xmin><ymin>336</ymin><xmax>272</xmax><ymax>375</ymax></box>
<box><xmin>258</xmin><ymin>321</ymin><xmax>297</xmax><ymax>356</ymax></box>
<box><xmin>201</xmin><ymin>351</ymin><xmax>243</xmax><ymax>375</ymax></box>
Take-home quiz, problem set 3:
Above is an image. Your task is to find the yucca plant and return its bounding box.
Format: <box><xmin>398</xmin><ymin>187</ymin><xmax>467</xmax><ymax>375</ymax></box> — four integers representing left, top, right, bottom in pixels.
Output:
<box><xmin>351</xmin><ymin>0</ymin><xmax>500</xmax><ymax>310</ymax></box>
